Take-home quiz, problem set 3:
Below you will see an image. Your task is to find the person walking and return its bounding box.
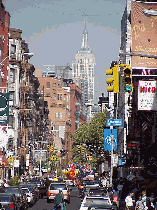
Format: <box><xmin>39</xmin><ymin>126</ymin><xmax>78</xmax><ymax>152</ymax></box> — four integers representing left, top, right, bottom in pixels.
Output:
<box><xmin>125</xmin><ymin>192</ymin><xmax>134</xmax><ymax>210</ymax></box>
<box><xmin>153</xmin><ymin>196</ymin><xmax>157</xmax><ymax>210</ymax></box>
<box><xmin>117</xmin><ymin>181</ymin><xmax>123</xmax><ymax>199</ymax></box>
<box><xmin>135</xmin><ymin>195</ymin><xmax>145</xmax><ymax>210</ymax></box>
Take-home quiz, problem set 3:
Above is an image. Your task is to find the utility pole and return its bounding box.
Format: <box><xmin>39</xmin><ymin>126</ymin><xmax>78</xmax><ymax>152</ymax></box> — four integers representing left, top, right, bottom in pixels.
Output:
<box><xmin>110</xmin><ymin>127</ymin><xmax>114</xmax><ymax>188</ymax></box>
<box><xmin>39</xmin><ymin>148</ymin><xmax>42</xmax><ymax>177</ymax></box>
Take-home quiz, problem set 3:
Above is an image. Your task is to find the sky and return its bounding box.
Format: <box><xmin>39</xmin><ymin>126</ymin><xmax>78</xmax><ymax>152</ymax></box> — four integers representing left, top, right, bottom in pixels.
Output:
<box><xmin>3</xmin><ymin>0</ymin><xmax>126</xmax><ymax>102</ymax></box>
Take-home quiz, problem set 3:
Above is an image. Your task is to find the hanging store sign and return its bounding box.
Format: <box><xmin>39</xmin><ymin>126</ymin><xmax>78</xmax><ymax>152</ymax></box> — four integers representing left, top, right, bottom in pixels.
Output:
<box><xmin>0</xmin><ymin>93</ymin><xmax>9</xmax><ymax>124</ymax></box>
<box><xmin>127</xmin><ymin>141</ymin><xmax>138</xmax><ymax>150</ymax></box>
<box><xmin>138</xmin><ymin>80</ymin><xmax>157</xmax><ymax>110</ymax></box>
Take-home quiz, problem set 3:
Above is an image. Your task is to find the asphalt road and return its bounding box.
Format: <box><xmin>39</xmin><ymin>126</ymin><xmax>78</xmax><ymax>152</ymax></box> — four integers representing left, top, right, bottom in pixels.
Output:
<box><xmin>28</xmin><ymin>187</ymin><xmax>81</xmax><ymax>210</ymax></box>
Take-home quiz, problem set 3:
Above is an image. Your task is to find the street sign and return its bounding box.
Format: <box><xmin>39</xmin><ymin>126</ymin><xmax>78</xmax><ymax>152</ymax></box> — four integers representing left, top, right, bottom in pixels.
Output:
<box><xmin>106</xmin><ymin>119</ymin><xmax>122</xmax><ymax>127</ymax></box>
<box><xmin>104</xmin><ymin>129</ymin><xmax>117</xmax><ymax>151</ymax></box>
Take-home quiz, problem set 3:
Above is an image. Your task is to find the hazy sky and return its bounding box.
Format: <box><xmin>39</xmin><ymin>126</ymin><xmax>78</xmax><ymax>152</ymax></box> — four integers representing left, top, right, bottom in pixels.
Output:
<box><xmin>3</xmin><ymin>0</ymin><xmax>126</xmax><ymax>102</ymax></box>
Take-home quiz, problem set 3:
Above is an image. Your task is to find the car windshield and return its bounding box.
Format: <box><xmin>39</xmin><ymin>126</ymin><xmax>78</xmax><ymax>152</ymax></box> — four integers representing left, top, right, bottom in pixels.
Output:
<box><xmin>89</xmin><ymin>189</ymin><xmax>107</xmax><ymax>196</ymax></box>
<box><xmin>84</xmin><ymin>198</ymin><xmax>111</xmax><ymax>207</ymax></box>
<box><xmin>0</xmin><ymin>195</ymin><xmax>11</xmax><ymax>202</ymax></box>
<box><xmin>50</xmin><ymin>184</ymin><xmax>67</xmax><ymax>190</ymax></box>
<box><xmin>22</xmin><ymin>188</ymin><xmax>29</xmax><ymax>193</ymax></box>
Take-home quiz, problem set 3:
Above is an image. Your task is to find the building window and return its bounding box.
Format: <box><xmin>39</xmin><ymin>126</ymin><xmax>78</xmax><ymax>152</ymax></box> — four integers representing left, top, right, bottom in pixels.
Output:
<box><xmin>60</xmin><ymin>94</ymin><xmax>62</xmax><ymax>100</ymax></box>
<box><xmin>10</xmin><ymin>44</ymin><xmax>16</xmax><ymax>58</ymax></box>
<box><xmin>46</xmin><ymin>92</ymin><xmax>50</xmax><ymax>97</ymax></box>
<box><xmin>9</xmin><ymin>68</ymin><xmax>15</xmax><ymax>83</ymax></box>
<box><xmin>47</xmin><ymin>82</ymin><xmax>50</xmax><ymax>89</ymax></box>
<box><xmin>59</xmin><ymin>112</ymin><xmax>63</xmax><ymax>119</ymax></box>
<box><xmin>58</xmin><ymin>104</ymin><xmax>62</xmax><ymax>107</ymax></box>
<box><xmin>53</xmin><ymin>93</ymin><xmax>56</xmax><ymax>100</ymax></box>
<box><xmin>55</xmin><ymin>113</ymin><xmax>58</xmax><ymax>119</ymax></box>
<box><xmin>57</xmin><ymin>94</ymin><xmax>60</xmax><ymax>100</ymax></box>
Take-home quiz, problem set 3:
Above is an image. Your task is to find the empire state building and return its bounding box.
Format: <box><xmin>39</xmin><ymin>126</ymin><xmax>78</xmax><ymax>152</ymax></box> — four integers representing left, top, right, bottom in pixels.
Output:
<box><xmin>72</xmin><ymin>21</ymin><xmax>96</xmax><ymax>118</ymax></box>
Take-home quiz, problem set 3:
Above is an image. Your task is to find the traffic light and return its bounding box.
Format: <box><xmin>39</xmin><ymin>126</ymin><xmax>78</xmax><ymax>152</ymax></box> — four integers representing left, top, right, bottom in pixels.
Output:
<box><xmin>47</xmin><ymin>144</ymin><xmax>54</xmax><ymax>152</ymax></box>
<box><xmin>87</xmin><ymin>155</ymin><xmax>92</xmax><ymax>160</ymax></box>
<box><xmin>50</xmin><ymin>145</ymin><xmax>54</xmax><ymax>152</ymax></box>
<box><xmin>51</xmin><ymin>155</ymin><xmax>56</xmax><ymax>161</ymax></box>
<box><xmin>81</xmin><ymin>147</ymin><xmax>85</xmax><ymax>154</ymax></box>
<box><xmin>106</xmin><ymin>65</ymin><xmax>119</xmax><ymax>93</ymax></box>
<box><xmin>123</xmin><ymin>66</ymin><xmax>133</xmax><ymax>92</ymax></box>
<box><xmin>78</xmin><ymin>146</ymin><xmax>81</xmax><ymax>153</ymax></box>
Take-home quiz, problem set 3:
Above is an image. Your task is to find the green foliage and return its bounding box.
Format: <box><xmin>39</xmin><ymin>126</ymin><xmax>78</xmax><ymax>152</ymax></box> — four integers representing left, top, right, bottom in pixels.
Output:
<box><xmin>71</xmin><ymin>110</ymin><xmax>107</xmax><ymax>166</ymax></box>
<box><xmin>9</xmin><ymin>176</ymin><xmax>19</xmax><ymax>186</ymax></box>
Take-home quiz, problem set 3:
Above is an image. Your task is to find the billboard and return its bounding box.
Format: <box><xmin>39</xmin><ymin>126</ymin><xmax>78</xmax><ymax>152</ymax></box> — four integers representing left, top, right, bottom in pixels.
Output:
<box><xmin>138</xmin><ymin>80</ymin><xmax>157</xmax><ymax>110</ymax></box>
<box><xmin>104</xmin><ymin>129</ymin><xmax>117</xmax><ymax>152</ymax></box>
<box><xmin>0</xmin><ymin>93</ymin><xmax>9</xmax><ymax>124</ymax></box>
<box><xmin>132</xmin><ymin>2</ymin><xmax>157</xmax><ymax>68</ymax></box>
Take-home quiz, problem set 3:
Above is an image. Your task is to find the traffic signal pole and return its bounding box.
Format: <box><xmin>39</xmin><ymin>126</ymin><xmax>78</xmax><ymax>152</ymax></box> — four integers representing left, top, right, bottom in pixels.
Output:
<box><xmin>110</xmin><ymin>126</ymin><xmax>114</xmax><ymax>188</ymax></box>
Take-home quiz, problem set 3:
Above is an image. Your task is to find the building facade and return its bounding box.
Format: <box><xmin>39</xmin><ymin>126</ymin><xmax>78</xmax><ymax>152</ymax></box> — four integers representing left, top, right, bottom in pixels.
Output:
<box><xmin>72</xmin><ymin>21</ymin><xmax>96</xmax><ymax>118</ymax></box>
<box><xmin>118</xmin><ymin>0</ymin><xmax>157</xmax><ymax>174</ymax></box>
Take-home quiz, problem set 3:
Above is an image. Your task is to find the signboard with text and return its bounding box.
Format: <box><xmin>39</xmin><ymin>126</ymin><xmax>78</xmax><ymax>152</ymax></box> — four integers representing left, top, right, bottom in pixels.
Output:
<box><xmin>104</xmin><ymin>129</ymin><xmax>117</xmax><ymax>152</ymax></box>
<box><xmin>106</xmin><ymin>119</ymin><xmax>122</xmax><ymax>127</ymax></box>
<box><xmin>138</xmin><ymin>80</ymin><xmax>157</xmax><ymax>110</ymax></box>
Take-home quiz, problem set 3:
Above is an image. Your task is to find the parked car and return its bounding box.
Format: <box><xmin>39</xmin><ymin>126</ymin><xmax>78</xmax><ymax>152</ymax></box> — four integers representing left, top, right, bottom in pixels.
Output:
<box><xmin>47</xmin><ymin>182</ymin><xmax>70</xmax><ymax>203</ymax></box>
<box><xmin>0</xmin><ymin>193</ymin><xmax>18</xmax><ymax>210</ymax></box>
<box><xmin>4</xmin><ymin>186</ymin><xmax>28</xmax><ymax>209</ymax></box>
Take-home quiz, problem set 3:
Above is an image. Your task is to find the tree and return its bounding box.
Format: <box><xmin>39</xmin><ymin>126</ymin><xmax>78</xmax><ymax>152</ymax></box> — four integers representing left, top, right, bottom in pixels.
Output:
<box><xmin>71</xmin><ymin>110</ymin><xmax>107</xmax><ymax>166</ymax></box>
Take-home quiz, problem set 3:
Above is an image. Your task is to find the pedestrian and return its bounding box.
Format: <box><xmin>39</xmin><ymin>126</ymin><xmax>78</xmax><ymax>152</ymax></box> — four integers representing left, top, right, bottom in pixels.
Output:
<box><xmin>117</xmin><ymin>181</ymin><xmax>123</xmax><ymax>199</ymax></box>
<box><xmin>142</xmin><ymin>190</ymin><xmax>153</xmax><ymax>210</ymax></box>
<box><xmin>153</xmin><ymin>196</ymin><xmax>157</xmax><ymax>210</ymax></box>
<box><xmin>135</xmin><ymin>195</ymin><xmax>145</xmax><ymax>210</ymax></box>
<box><xmin>125</xmin><ymin>192</ymin><xmax>134</xmax><ymax>210</ymax></box>
<box><xmin>101</xmin><ymin>176</ymin><xmax>107</xmax><ymax>189</ymax></box>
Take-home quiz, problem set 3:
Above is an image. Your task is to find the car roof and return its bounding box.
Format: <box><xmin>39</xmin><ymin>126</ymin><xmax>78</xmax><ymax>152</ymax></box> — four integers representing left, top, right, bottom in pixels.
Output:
<box><xmin>0</xmin><ymin>193</ymin><xmax>14</xmax><ymax>196</ymax></box>
<box><xmin>50</xmin><ymin>182</ymin><xmax>66</xmax><ymax>185</ymax></box>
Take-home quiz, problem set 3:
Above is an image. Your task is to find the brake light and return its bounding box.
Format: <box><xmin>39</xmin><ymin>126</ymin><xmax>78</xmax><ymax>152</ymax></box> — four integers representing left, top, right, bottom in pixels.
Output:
<box><xmin>10</xmin><ymin>203</ymin><xmax>15</xmax><ymax>209</ymax></box>
<box><xmin>48</xmin><ymin>191</ymin><xmax>51</xmax><ymax>196</ymax></box>
<box><xmin>52</xmin><ymin>193</ymin><xmax>56</xmax><ymax>196</ymax></box>
<box><xmin>65</xmin><ymin>192</ymin><xmax>68</xmax><ymax>196</ymax></box>
<box><xmin>20</xmin><ymin>197</ymin><xmax>23</xmax><ymax>201</ymax></box>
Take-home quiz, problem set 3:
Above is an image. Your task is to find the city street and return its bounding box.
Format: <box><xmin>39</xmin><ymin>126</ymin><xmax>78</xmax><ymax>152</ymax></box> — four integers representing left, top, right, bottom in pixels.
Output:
<box><xmin>28</xmin><ymin>187</ymin><xmax>80</xmax><ymax>210</ymax></box>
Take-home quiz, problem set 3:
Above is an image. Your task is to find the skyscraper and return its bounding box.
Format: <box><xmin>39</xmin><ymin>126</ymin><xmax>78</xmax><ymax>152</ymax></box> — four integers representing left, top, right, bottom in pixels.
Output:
<box><xmin>72</xmin><ymin>19</ymin><xmax>96</xmax><ymax>118</ymax></box>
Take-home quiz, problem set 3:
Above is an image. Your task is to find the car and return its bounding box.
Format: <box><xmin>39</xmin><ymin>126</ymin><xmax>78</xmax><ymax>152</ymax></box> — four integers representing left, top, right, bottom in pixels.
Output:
<box><xmin>65</xmin><ymin>179</ymin><xmax>74</xmax><ymax>186</ymax></box>
<box><xmin>79</xmin><ymin>194</ymin><xmax>117</xmax><ymax>210</ymax></box>
<box><xmin>28</xmin><ymin>178</ymin><xmax>46</xmax><ymax>198</ymax></box>
<box><xmin>4</xmin><ymin>186</ymin><xmax>28</xmax><ymax>210</ymax></box>
<box><xmin>88</xmin><ymin>188</ymin><xmax>108</xmax><ymax>197</ymax></box>
<box><xmin>20</xmin><ymin>187</ymin><xmax>34</xmax><ymax>206</ymax></box>
<box><xmin>19</xmin><ymin>183</ymin><xmax>39</xmax><ymax>203</ymax></box>
<box><xmin>47</xmin><ymin>182</ymin><xmax>70</xmax><ymax>203</ymax></box>
<box><xmin>0</xmin><ymin>193</ymin><xmax>18</xmax><ymax>210</ymax></box>
<box><xmin>84</xmin><ymin>181</ymin><xmax>100</xmax><ymax>191</ymax></box>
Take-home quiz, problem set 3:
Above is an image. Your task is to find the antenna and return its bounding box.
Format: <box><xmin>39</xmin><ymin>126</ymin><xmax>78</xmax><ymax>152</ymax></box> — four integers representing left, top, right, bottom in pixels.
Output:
<box><xmin>78</xmin><ymin>8</ymin><xmax>101</xmax><ymax>50</ymax></box>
